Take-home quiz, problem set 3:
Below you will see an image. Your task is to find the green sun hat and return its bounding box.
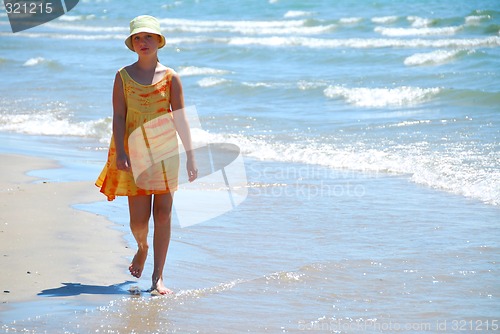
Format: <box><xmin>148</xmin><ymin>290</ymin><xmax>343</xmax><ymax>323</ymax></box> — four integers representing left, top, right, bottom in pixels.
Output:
<box><xmin>125</xmin><ymin>15</ymin><xmax>166</xmax><ymax>52</ymax></box>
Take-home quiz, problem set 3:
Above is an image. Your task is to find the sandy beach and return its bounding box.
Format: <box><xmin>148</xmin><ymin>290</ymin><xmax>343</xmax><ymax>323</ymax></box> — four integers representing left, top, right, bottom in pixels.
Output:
<box><xmin>0</xmin><ymin>154</ymin><xmax>132</xmax><ymax>319</ymax></box>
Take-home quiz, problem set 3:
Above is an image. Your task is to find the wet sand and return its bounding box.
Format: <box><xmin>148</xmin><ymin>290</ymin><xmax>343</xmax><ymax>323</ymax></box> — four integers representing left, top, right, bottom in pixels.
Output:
<box><xmin>0</xmin><ymin>154</ymin><xmax>132</xmax><ymax>319</ymax></box>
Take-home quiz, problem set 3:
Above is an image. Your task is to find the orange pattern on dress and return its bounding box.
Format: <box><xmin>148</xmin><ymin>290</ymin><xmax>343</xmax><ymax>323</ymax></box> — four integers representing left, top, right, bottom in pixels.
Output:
<box><xmin>95</xmin><ymin>67</ymin><xmax>179</xmax><ymax>201</ymax></box>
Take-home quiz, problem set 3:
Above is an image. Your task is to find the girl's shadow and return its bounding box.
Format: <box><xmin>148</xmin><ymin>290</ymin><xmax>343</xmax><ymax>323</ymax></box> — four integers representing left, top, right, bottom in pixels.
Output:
<box><xmin>38</xmin><ymin>281</ymin><xmax>136</xmax><ymax>297</ymax></box>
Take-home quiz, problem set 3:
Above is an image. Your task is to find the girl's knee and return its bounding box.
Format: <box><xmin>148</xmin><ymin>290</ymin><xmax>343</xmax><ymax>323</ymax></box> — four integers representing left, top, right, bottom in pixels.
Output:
<box><xmin>130</xmin><ymin>216</ymin><xmax>150</xmax><ymax>234</ymax></box>
<box><xmin>153</xmin><ymin>206</ymin><xmax>172</xmax><ymax>226</ymax></box>
<box><xmin>152</xmin><ymin>194</ymin><xmax>173</xmax><ymax>225</ymax></box>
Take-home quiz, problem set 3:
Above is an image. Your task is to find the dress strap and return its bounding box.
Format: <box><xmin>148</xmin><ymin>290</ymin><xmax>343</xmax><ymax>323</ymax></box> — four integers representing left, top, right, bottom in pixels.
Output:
<box><xmin>118</xmin><ymin>67</ymin><xmax>130</xmax><ymax>84</ymax></box>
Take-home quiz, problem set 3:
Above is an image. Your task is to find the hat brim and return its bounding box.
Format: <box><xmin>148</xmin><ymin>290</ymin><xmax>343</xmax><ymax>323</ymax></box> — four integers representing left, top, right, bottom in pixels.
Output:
<box><xmin>125</xmin><ymin>28</ymin><xmax>166</xmax><ymax>52</ymax></box>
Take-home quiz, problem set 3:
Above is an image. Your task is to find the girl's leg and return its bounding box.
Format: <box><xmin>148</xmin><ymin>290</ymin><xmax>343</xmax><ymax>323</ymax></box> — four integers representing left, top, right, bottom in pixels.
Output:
<box><xmin>128</xmin><ymin>195</ymin><xmax>152</xmax><ymax>278</ymax></box>
<box><xmin>151</xmin><ymin>192</ymin><xmax>174</xmax><ymax>294</ymax></box>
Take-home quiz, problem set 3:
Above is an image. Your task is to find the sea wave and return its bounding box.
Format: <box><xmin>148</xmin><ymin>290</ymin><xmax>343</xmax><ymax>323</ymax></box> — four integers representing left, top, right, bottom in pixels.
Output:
<box><xmin>23</xmin><ymin>57</ymin><xmax>46</xmax><ymax>66</ymax></box>
<box><xmin>22</xmin><ymin>57</ymin><xmax>52</xmax><ymax>67</ymax></box>
<box><xmin>177</xmin><ymin>66</ymin><xmax>231</xmax><ymax>76</ymax></box>
<box><xmin>44</xmin><ymin>22</ymin><xmax>127</xmax><ymax>32</ymax></box>
<box><xmin>375</xmin><ymin>26</ymin><xmax>462</xmax><ymax>37</ymax></box>
<box><xmin>0</xmin><ymin>32</ymin><xmax>125</xmax><ymax>40</ymax></box>
<box><xmin>465</xmin><ymin>15</ymin><xmax>492</xmax><ymax>26</ymax></box>
<box><xmin>297</xmin><ymin>80</ymin><xmax>329</xmax><ymax>90</ymax></box>
<box><xmin>159</xmin><ymin>17</ymin><xmax>334</xmax><ymax>35</ymax></box>
<box><xmin>404</xmin><ymin>49</ymin><xmax>473</xmax><ymax>66</ymax></box>
<box><xmin>57</xmin><ymin>14</ymin><xmax>96</xmax><ymax>21</ymax></box>
<box><xmin>323</xmin><ymin>86</ymin><xmax>441</xmax><ymax>107</ymax></box>
<box><xmin>197</xmin><ymin>77</ymin><xmax>230</xmax><ymax>87</ymax></box>
<box><xmin>283</xmin><ymin>10</ymin><xmax>313</xmax><ymax>18</ymax></box>
<box><xmin>407</xmin><ymin>16</ymin><xmax>435</xmax><ymax>28</ymax></box>
<box><xmin>0</xmin><ymin>110</ymin><xmax>497</xmax><ymax>205</ymax></box>
<box><xmin>174</xmin><ymin>279</ymin><xmax>246</xmax><ymax>299</ymax></box>
<box><xmin>339</xmin><ymin>17</ymin><xmax>363</xmax><ymax>24</ymax></box>
<box><xmin>371</xmin><ymin>16</ymin><xmax>399</xmax><ymax>24</ymax></box>
<box><xmin>0</xmin><ymin>112</ymin><xmax>111</xmax><ymax>141</ymax></box>
<box><xmin>202</xmin><ymin>131</ymin><xmax>500</xmax><ymax>206</ymax></box>
<box><xmin>3</xmin><ymin>11</ymin><xmax>497</xmax><ymax>43</ymax></box>
<box><xmin>224</xmin><ymin>36</ymin><xmax>500</xmax><ymax>48</ymax></box>
<box><xmin>2</xmin><ymin>26</ymin><xmax>499</xmax><ymax>50</ymax></box>
<box><xmin>242</xmin><ymin>82</ymin><xmax>273</xmax><ymax>88</ymax></box>
<box><xmin>387</xmin><ymin>120</ymin><xmax>431</xmax><ymax>127</ymax></box>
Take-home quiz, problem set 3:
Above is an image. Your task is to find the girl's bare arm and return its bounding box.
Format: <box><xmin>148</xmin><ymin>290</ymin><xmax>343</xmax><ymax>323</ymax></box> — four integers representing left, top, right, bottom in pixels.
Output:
<box><xmin>112</xmin><ymin>71</ymin><xmax>130</xmax><ymax>171</ymax></box>
<box><xmin>171</xmin><ymin>72</ymin><xmax>198</xmax><ymax>182</ymax></box>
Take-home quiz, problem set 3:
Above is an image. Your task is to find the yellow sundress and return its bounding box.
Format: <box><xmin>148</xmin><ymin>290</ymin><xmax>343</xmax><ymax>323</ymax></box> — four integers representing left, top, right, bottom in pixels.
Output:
<box><xmin>95</xmin><ymin>67</ymin><xmax>179</xmax><ymax>201</ymax></box>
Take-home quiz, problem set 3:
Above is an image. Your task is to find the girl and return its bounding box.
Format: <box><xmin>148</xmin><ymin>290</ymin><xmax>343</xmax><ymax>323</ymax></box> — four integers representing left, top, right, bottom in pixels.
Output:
<box><xmin>96</xmin><ymin>15</ymin><xmax>198</xmax><ymax>295</ymax></box>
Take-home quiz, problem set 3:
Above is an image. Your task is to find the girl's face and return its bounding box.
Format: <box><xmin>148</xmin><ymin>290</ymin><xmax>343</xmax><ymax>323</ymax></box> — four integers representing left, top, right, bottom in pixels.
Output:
<box><xmin>131</xmin><ymin>32</ymin><xmax>162</xmax><ymax>54</ymax></box>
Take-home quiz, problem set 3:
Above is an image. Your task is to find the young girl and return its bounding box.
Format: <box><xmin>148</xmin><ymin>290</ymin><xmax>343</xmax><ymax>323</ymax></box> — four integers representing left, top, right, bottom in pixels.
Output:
<box><xmin>96</xmin><ymin>15</ymin><xmax>198</xmax><ymax>295</ymax></box>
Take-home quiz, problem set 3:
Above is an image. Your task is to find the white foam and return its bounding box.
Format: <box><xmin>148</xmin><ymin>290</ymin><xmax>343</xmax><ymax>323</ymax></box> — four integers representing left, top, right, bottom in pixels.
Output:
<box><xmin>297</xmin><ymin>80</ymin><xmax>328</xmax><ymax>90</ymax></box>
<box><xmin>0</xmin><ymin>113</ymin><xmax>111</xmax><ymax>141</ymax></box>
<box><xmin>323</xmin><ymin>86</ymin><xmax>441</xmax><ymax>107</ymax></box>
<box><xmin>160</xmin><ymin>1</ymin><xmax>183</xmax><ymax>10</ymax></box>
<box><xmin>225</xmin><ymin>36</ymin><xmax>500</xmax><ymax>48</ymax></box>
<box><xmin>3</xmin><ymin>30</ymin><xmax>499</xmax><ymax>49</ymax></box>
<box><xmin>1</xmin><ymin>106</ymin><xmax>496</xmax><ymax>205</ymax></box>
<box><xmin>202</xmin><ymin>131</ymin><xmax>499</xmax><ymax>206</ymax></box>
<box><xmin>375</xmin><ymin>26</ymin><xmax>462</xmax><ymax>37</ymax></box>
<box><xmin>177</xmin><ymin>66</ymin><xmax>230</xmax><ymax>76</ymax></box>
<box><xmin>284</xmin><ymin>10</ymin><xmax>312</xmax><ymax>18</ymax></box>
<box><xmin>197</xmin><ymin>77</ymin><xmax>230</xmax><ymax>87</ymax></box>
<box><xmin>371</xmin><ymin>16</ymin><xmax>398</xmax><ymax>24</ymax></box>
<box><xmin>23</xmin><ymin>57</ymin><xmax>47</xmax><ymax>66</ymax></box>
<box><xmin>159</xmin><ymin>17</ymin><xmax>330</xmax><ymax>36</ymax></box>
<box><xmin>44</xmin><ymin>21</ymin><xmax>127</xmax><ymax>32</ymax></box>
<box><xmin>339</xmin><ymin>17</ymin><xmax>363</xmax><ymax>24</ymax></box>
<box><xmin>407</xmin><ymin>16</ymin><xmax>433</xmax><ymax>28</ymax></box>
<box><xmin>465</xmin><ymin>15</ymin><xmax>491</xmax><ymax>26</ymax></box>
<box><xmin>387</xmin><ymin>120</ymin><xmax>432</xmax><ymax>127</ymax></box>
<box><xmin>404</xmin><ymin>49</ymin><xmax>466</xmax><ymax>66</ymax></box>
<box><xmin>237</xmin><ymin>23</ymin><xmax>331</xmax><ymax>35</ymax></box>
<box><xmin>0</xmin><ymin>32</ymin><xmax>125</xmax><ymax>41</ymax></box>
<box><xmin>242</xmin><ymin>82</ymin><xmax>273</xmax><ymax>88</ymax></box>
<box><xmin>266</xmin><ymin>271</ymin><xmax>304</xmax><ymax>282</ymax></box>
<box><xmin>175</xmin><ymin>279</ymin><xmax>245</xmax><ymax>299</ymax></box>
<box><xmin>58</xmin><ymin>14</ymin><xmax>96</xmax><ymax>21</ymax></box>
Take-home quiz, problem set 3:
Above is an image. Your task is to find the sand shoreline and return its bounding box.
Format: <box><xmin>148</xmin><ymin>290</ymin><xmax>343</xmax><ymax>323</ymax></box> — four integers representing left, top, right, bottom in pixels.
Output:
<box><xmin>0</xmin><ymin>154</ymin><xmax>133</xmax><ymax>321</ymax></box>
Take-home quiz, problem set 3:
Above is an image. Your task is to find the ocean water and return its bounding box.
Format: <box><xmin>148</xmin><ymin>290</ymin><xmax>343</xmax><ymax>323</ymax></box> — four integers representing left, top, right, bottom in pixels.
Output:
<box><xmin>1</xmin><ymin>0</ymin><xmax>499</xmax><ymax>333</ymax></box>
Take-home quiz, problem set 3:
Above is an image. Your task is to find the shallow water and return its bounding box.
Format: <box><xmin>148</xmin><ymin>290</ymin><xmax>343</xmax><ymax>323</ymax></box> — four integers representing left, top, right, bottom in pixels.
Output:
<box><xmin>2</xmin><ymin>154</ymin><xmax>498</xmax><ymax>332</ymax></box>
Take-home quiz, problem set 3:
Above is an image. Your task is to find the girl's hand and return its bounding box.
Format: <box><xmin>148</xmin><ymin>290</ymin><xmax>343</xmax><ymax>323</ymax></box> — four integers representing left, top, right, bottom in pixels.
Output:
<box><xmin>116</xmin><ymin>152</ymin><xmax>131</xmax><ymax>171</ymax></box>
<box><xmin>187</xmin><ymin>158</ymin><xmax>198</xmax><ymax>182</ymax></box>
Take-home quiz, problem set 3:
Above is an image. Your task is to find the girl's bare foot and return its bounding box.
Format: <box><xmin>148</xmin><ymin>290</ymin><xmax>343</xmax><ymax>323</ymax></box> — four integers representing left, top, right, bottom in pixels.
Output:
<box><xmin>151</xmin><ymin>276</ymin><xmax>173</xmax><ymax>295</ymax></box>
<box><xmin>129</xmin><ymin>245</ymin><xmax>148</xmax><ymax>278</ymax></box>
